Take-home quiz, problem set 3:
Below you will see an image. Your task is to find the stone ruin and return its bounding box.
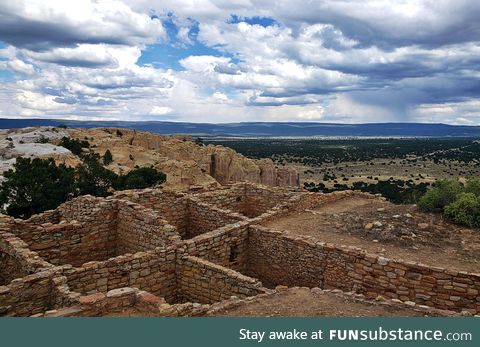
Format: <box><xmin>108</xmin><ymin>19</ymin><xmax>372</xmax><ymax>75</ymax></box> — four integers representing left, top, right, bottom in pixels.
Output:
<box><xmin>0</xmin><ymin>182</ymin><xmax>479</xmax><ymax>317</ymax></box>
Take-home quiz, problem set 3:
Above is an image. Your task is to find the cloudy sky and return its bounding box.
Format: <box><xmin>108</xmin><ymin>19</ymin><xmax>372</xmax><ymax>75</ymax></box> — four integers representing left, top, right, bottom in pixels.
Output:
<box><xmin>0</xmin><ymin>0</ymin><xmax>479</xmax><ymax>124</ymax></box>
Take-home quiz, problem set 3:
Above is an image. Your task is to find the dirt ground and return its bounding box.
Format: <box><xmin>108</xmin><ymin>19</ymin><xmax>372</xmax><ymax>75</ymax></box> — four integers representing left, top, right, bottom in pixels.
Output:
<box><xmin>262</xmin><ymin>197</ymin><xmax>480</xmax><ymax>273</ymax></box>
<box><xmin>209</xmin><ymin>288</ymin><xmax>425</xmax><ymax>317</ymax></box>
<box><xmin>295</xmin><ymin>158</ymin><xmax>480</xmax><ymax>187</ymax></box>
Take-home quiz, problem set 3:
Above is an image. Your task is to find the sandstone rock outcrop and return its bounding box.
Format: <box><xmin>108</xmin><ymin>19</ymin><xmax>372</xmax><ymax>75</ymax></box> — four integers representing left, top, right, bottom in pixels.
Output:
<box><xmin>70</xmin><ymin>127</ymin><xmax>299</xmax><ymax>189</ymax></box>
<box><xmin>0</xmin><ymin>126</ymin><xmax>299</xmax><ymax>189</ymax></box>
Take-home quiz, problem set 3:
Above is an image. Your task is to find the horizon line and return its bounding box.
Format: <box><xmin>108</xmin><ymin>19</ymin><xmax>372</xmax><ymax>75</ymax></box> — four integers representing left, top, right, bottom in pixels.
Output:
<box><xmin>0</xmin><ymin>117</ymin><xmax>479</xmax><ymax>127</ymax></box>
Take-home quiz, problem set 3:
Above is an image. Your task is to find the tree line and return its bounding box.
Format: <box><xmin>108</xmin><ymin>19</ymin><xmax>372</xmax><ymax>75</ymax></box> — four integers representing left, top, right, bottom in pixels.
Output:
<box><xmin>0</xmin><ymin>137</ymin><xmax>166</xmax><ymax>219</ymax></box>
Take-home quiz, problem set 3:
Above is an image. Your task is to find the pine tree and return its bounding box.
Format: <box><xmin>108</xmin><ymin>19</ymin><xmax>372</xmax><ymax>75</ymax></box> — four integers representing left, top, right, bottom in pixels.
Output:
<box><xmin>0</xmin><ymin>157</ymin><xmax>75</xmax><ymax>218</ymax></box>
<box><xmin>103</xmin><ymin>149</ymin><xmax>113</xmax><ymax>165</ymax></box>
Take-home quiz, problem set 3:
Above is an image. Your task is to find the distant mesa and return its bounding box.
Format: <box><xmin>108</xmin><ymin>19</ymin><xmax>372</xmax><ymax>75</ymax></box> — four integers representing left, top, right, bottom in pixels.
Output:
<box><xmin>1</xmin><ymin>118</ymin><xmax>480</xmax><ymax>137</ymax></box>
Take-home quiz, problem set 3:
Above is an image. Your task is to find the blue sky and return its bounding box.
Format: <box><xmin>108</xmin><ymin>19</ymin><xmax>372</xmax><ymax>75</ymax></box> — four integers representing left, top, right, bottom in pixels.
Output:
<box><xmin>0</xmin><ymin>0</ymin><xmax>479</xmax><ymax>124</ymax></box>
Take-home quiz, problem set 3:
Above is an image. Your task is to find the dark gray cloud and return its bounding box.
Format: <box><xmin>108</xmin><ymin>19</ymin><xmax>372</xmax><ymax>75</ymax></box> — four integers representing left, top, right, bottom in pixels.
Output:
<box><xmin>0</xmin><ymin>1</ymin><xmax>164</xmax><ymax>52</ymax></box>
<box><xmin>258</xmin><ymin>0</ymin><xmax>480</xmax><ymax>49</ymax></box>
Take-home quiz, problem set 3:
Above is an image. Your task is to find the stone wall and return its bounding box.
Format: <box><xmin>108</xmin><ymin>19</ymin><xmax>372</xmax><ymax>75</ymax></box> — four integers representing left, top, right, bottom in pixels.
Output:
<box><xmin>10</xmin><ymin>196</ymin><xmax>119</xmax><ymax>267</ymax></box>
<box><xmin>0</xmin><ymin>218</ymin><xmax>52</xmax><ymax>283</ymax></box>
<box><xmin>58</xmin><ymin>195</ymin><xmax>116</xmax><ymax>223</ymax></box>
<box><xmin>40</xmin><ymin>287</ymin><xmax>212</xmax><ymax>317</ymax></box>
<box><xmin>0</xmin><ymin>217</ymin><xmax>74</xmax><ymax>316</ymax></box>
<box><xmin>0</xmin><ymin>270</ymin><xmax>58</xmax><ymax>316</ymax></box>
<box><xmin>0</xmin><ymin>237</ymin><xmax>31</xmax><ymax>285</ymax></box>
<box><xmin>177</xmin><ymin>256</ymin><xmax>264</xmax><ymax>304</ymax></box>
<box><xmin>23</xmin><ymin>210</ymin><xmax>61</xmax><ymax>225</ymax></box>
<box><xmin>247</xmin><ymin>226</ymin><xmax>480</xmax><ymax>314</ymax></box>
<box><xmin>64</xmin><ymin>247</ymin><xmax>177</xmax><ymax>303</ymax></box>
<box><xmin>39</xmin><ymin>285</ymin><xmax>459</xmax><ymax>318</ymax></box>
<box><xmin>116</xmin><ymin>200</ymin><xmax>180</xmax><ymax>254</ymax></box>
<box><xmin>186</xmin><ymin>200</ymin><xmax>245</xmax><ymax>238</ymax></box>
<box><xmin>182</xmin><ymin>222</ymin><xmax>250</xmax><ymax>272</ymax></box>
<box><xmin>2</xmin><ymin>183</ymin><xmax>479</xmax><ymax>317</ymax></box>
<box><xmin>12</xmin><ymin>218</ymin><xmax>117</xmax><ymax>267</ymax></box>
<box><xmin>193</xmin><ymin>185</ymin><xmax>245</xmax><ymax>211</ymax></box>
<box><xmin>247</xmin><ymin>227</ymin><xmax>326</xmax><ymax>288</ymax></box>
<box><xmin>194</xmin><ymin>183</ymin><xmax>295</xmax><ymax>218</ymax></box>
<box><xmin>114</xmin><ymin>189</ymin><xmax>245</xmax><ymax>239</ymax></box>
<box><xmin>114</xmin><ymin>189</ymin><xmax>189</xmax><ymax>236</ymax></box>
<box><xmin>242</xmin><ymin>183</ymin><xmax>295</xmax><ymax>217</ymax></box>
<box><xmin>10</xmin><ymin>196</ymin><xmax>182</xmax><ymax>267</ymax></box>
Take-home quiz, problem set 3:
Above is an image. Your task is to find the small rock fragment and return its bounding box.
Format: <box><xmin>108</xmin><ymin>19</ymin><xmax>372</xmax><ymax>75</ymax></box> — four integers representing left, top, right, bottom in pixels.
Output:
<box><xmin>364</xmin><ymin>223</ymin><xmax>374</xmax><ymax>230</ymax></box>
<box><xmin>417</xmin><ymin>223</ymin><xmax>429</xmax><ymax>230</ymax></box>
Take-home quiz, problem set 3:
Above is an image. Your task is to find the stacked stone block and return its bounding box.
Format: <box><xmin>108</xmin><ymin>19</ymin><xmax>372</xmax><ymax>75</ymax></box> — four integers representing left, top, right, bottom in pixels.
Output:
<box><xmin>12</xmin><ymin>211</ymin><xmax>117</xmax><ymax>267</ymax></box>
<box><xmin>177</xmin><ymin>256</ymin><xmax>264</xmax><ymax>304</ymax></box>
<box><xmin>64</xmin><ymin>246</ymin><xmax>177</xmax><ymax>302</ymax></box>
<box><xmin>181</xmin><ymin>221</ymin><xmax>250</xmax><ymax>272</ymax></box>
<box><xmin>116</xmin><ymin>200</ymin><xmax>181</xmax><ymax>254</ymax></box>
<box><xmin>194</xmin><ymin>182</ymin><xmax>295</xmax><ymax>218</ymax></box>
<box><xmin>114</xmin><ymin>189</ymin><xmax>189</xmax><ymax>236</ymax></box>
<box><xmin>0</xmin><ymin>217</ymin><xmax>59</xmax><ymax>316</ymax></box>
<box><xmin>185</xmin><ymin>199</ymin><xmax>245</xmax><ymax>238</ymax></box>
<box><xmin>247</xmin><ymin>225</ymin><xmax>480</xmax><ymax>314</ymax></box>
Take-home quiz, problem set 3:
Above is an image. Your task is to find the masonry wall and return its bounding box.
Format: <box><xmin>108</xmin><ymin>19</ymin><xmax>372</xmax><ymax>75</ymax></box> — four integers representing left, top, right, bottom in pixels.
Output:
<box><xmin>116</xmin><ymin>200</ymin><xmax>181</xmax><ymax>254</ymax></box>
<box><xmin>41</xmin><ymin>287</ymin><xmax>212</xmax><ymax>317</ymax></box>
<box><xmin>186</xmin><ymin>200</ymin><xmax>244</xmax><ymax>238</ymax></box>
<box><xmin>64</xmin><ymin>247</ymin><xmax>177</xmax><ymax>303</ymax></box>
<box><xmin>0</xmin><ymin>270</ymin><xmax>58</xmax><ymax>316</ymax></box>
<box><xmin>12</xmin><ymin>196</ymin><xmax>182</xmax><ymax>267</ymax></box>
<box><xmin>248</xmin><ymin>226</ymin><xmax>480</xmax><ymax>313</ymax></box>
<box><xmin>194</xmin><ymin>183</ymin><xmax>294</xmax><ymax>218</ymax></box>
<box><xmin>58</xmin><ymin>196</ymin><xmax>117</xmax><ymax>223</ymax></box>
<box><xmin>193</xmin><ymin>185</ymin><xmax>245</xmax><ymax>212</ymax></box>
<box><xmin>182</xmin><ymin>222</ymin><xmax>250</xmax><ymax>273</ymax></box>
<box><xmin>0</xmin><ymin>230</ymin><xmax>32</xmax><ymax>285</ymax></box>
<box><xmin>0</xmin><ymin>221</ymin><xmax>53</xmax><ymax>278</ymax></box>
<box><xmin>247</xmin><ymin>227</ymin><xmax>326</xmax><ymax>288</ymax></box>
<box><xmin>242</xmin><ymin>183</ymin><xmax>294</xmax><ymax>217</ymax></box>
<box><xmin>0</xmin><ymin>250</ymin><xmax>28</xmax><ymax>285</ymax></box>
<box><xmin>12</xmin><ymin>218</ymin><xmax>117</xmax><ymax>267</ymax></box>
<box><xmin>177</xmin><ymin>256</ymin><xmax>264</xmax><ymax>304</ymax></box>
<box><xmin>24</xmin><ymin>210</ymin><xmax>61</xmax><ymax>225</ymax></box>
<box><xmin>114</xmin><ymin>190</ymin><xmax>189</xmax><ymax>236</ymax></box>
<box><xmin>0</xmin><ymin>219</ymin><xmax>60</xmax><ymax>316</ymax></box>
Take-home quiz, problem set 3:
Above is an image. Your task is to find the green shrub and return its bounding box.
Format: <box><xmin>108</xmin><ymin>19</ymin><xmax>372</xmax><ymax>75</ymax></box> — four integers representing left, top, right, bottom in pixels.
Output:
<box><xmin>417</xmin><ymin>179</ymin><xmax>464</xmax><ymax>212</ymax></box>
<box><xmin>103</xmin><ymin>149</ymin><xmax>113</xmax><ymax>165</ymax></box>
<box><xmin>0</xmin><ymin>157</ymin><xmax>75</xmax><ymax>218</ymax></box>
<box><xmin>0</xmin><ymin>153</ymin><xmax>168</xmax><ymax>219</ymax></box>
<box><xmin>465</xmin><ymin>178</ymin><xmax>480</xmax><ymax>196</ymax></box>
<box><xmin>59</xmin><ymin>137</ymin><xmax>90</xmax><ymax>156</ymax></box>
<box><xmin>35</xmin><ymin>135</ymin><xmax>50</xmax><ymax>143</ymax></box>
<box><xmin>75</xmin><ymin>153</ymin><xmax>118</xmax><ymax>197</ymax></box>
<box><xmin>114</xmin><ymin>167</ymin><xmax>166</xmax><ymax>190</ymax></box>
<box><xmin>444</xmin><ymin>193</ymin><xmax>480</xmax><ymax>228</ymax></box>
